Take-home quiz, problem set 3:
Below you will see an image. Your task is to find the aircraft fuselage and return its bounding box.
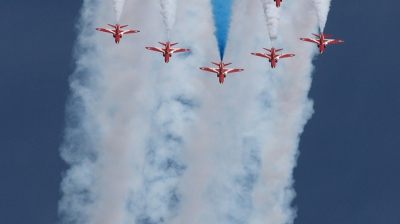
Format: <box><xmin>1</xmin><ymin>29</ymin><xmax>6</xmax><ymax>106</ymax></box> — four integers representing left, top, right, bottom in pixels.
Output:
<box><xmin>218</xmin><ymin>64</ymin><xmax>225</xmax><ymax>83</ymax></box>
<box><xmin>270</xmin><ymin>49</ymin><xmax>277</xmax><ymax>68</ymax></box>
<box><xmin>319</xmin><ymin>43</ymin><xmax>325</xmax><ymax>53</ymax></box>
<box><xmin>163</xmin><ymin>43</ymin><xmax>172</xmax><ymax>63</ymax></box>
<box><xmin>318</xmin><ymin>35</ymin><xmax>327</xmax><ymax>53</ymax></box>
<box><xmin>113</xmin><ymin>25</ymin><xmax>122</xmax><ymax>43</ymax></box>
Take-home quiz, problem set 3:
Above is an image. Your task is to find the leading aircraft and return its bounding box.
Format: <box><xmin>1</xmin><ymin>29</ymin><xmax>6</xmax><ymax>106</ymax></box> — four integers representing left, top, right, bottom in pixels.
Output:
<box><xmin>251</xmin><ymin>47</ymin><xmax>295</xmax><ymax>68</ymax></box>
<box><xmin>95</xmin><ymin>24</ymin><xmax>140</xmax><ymax>44</ymax></box>
<box><xmin>300</xmin><ymin>33</ymin><xmax>344</xmax><ymax>54</ymax></box>
<box><xmin>145</xmin><ymin>42</ymin><xmax>190</xmax><ymax>63</ymax></box>
<box><xmin>199</xmin><ymin>62</ymin><xmax>244</xmax><ymax>84</ymax></box>
<box><xmin>275</xmin><ymin>0</ymin><xmax>282</xmax><ymax>7</ymax></box>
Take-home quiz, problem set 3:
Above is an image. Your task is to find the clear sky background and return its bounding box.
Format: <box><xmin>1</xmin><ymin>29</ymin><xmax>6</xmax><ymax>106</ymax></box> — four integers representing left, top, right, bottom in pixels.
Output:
<box><xmin>0</xmin><ymin>0</ymin><xmax>399</xmax><ymax>223</ymax></box>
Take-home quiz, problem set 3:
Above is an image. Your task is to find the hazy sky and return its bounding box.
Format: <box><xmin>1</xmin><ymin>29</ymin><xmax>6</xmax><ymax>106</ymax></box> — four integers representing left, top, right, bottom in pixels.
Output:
<box><xmin>0</xmin><ymin>0</ymin><xmax>399</xmax><ymax>223</ymax></box>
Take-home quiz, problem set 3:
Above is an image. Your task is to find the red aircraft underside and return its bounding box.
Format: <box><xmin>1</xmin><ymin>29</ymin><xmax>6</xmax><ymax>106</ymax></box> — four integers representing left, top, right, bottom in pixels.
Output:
<box><xmin>145</xmin><ymin>42</ymin><xmax>190</xmax><ymax>63</ymax></box>
<box><xmin>199</xmin><ymin>62</ymin><xmax>244</xmax><ymax>84</ymax></box>
<box><xmin>275</xmin><ymin>0</ymin><xmax>282</xmax><ymax>7</ymax></box>
<box><xmin>300</xmin><ymin>33</ymin><xmax>344</xmax><ymax>53</ymax></box>
<box><xmin>95</xmin><ymin>24</ymin><xmax>140</xmax><ymax>44</ymax></box>
<box><xmin>251</xmin><ymin>47</ymin><xmax>295</xmax><ymax>68</ymax></box>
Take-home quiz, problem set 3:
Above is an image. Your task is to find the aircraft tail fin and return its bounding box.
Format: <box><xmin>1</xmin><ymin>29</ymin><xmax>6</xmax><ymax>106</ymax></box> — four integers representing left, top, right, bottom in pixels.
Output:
<box><xmin>212</xmin><ymin>62</ymin><xmax>220</xmax><ymax>66</ymax></box>
<box><xmin>275</xmin><ymin>48</ymin><xmax>283</xmax><ymax>52</ymax></box>
<box><xmin>170</xmin><ymin>42</ymin><xmax>179</xmax><ymax>46</ymax></box>
<box><xmin>120</xmin><ymin>25</ymin><xmax>128</xmax><ymax>28</ymax></box>
<box><xmin>224</xmin><ymin>62</ymin><xmax>232</xmax><ymax>66</ymax></box>
<box><xmin>108</xmin><ymin>24</ymin><xmax>116</xmax><ymax>28</ymax></box>
<box><xmin>312</xmin><ymin>33</ymin><xmax>320</xmax><ymax>37</ymax></box>
<box><xmin>263</xmin><ymin>48</ymin><xmax>272</xmax><ymax>52</ymax></box>
<box><xmin>158</xmin><ymin>42</ymin><xmax>166</xmax><ymax>46</ymax></box>
<box><xmin>324</xmin><ymin>34</ymin><xmax>333</xmax><ymax>38</ymax></box>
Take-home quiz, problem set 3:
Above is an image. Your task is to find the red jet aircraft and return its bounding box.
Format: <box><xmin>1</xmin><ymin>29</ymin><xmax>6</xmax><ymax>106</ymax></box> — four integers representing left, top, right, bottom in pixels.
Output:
<box><xmin>95</xmin><ymin>24</ymin><xmax>140</xmax><ymax>44</ymax></box>
<box><xmin>199</xmin><ymin>62</ymin><xmax>244</xmax><ymax>84</ymax></box>
<box><xmin>145</xmin><ymin>42</ymin><xmax>190</xmax><ymax>63</ymax></box>
<box><xmin>275</xmin><ymin>0</ymin><xmax>282</xmax><ymax>7</ymax></box>
<box><xmin>251</xmin><ymin>47</ymin><xmax>295</xmax><ymax>68</ymax></box>
<box><xmin>300</xmin><ymin>33</ymin><xmax>344</xmax><ymax>54</ymax></box>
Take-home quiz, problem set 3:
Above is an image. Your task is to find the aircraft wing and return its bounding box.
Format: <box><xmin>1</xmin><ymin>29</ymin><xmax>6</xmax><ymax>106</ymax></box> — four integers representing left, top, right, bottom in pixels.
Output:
<box><xmin>300</xmin><ymin>38</ymin><xmax>319</xmax><ymax>44</ymax></box>
<box><xmin>225</xmin><ymin>68</ymin><xmax>244</xmax><ymax>74</ymax></box>
<box><xmin>95</xmin><ymin>28</ymin><xmax>115</xmax><ymax>34</ymax></box>
<box><xmin>251</xmin><ymin>53</ymin><xmax>271</xmax><ymax>60</ymax></box>
<box><xmin>171</xmin><ymin>48</ymin><xmax>190</xmax><ymax>54</ymax></box>
<box><xmin>199</xmin><ymin>67</ymin><xmax>218</xmax><ymax>73</ymax></box>
<box><xmin>145</xmin><ymin>47</ymin><xmax>165</xmax><ymax>53</ymax></box>
<box><xmin>324</xmin><ymin>39</ymin><xmax>344</xmax><ymax>45</ymax></box>
<box><xmin>277</xmin><ymin>54</ymin><xmax>295</xmax><ymax>59</ymax></box>
<box><xmin>121</xmin><ymin>30</ymin><xmax>140</xmax><ymax>35</ymax></box>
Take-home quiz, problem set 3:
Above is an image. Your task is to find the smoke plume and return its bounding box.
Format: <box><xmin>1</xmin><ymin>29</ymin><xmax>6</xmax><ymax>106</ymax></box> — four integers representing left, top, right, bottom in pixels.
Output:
<box><xmin>260</xmin><ymin>0</ymin><xmax>281</xmax><ymax>42</ymax></box>
<box><xmin>113</xmin><ymin>0</ymin><xmax>125</xmax><ymax>22</ymax></box>
<box><xmin>160</xmin><ymin>0</ymin><xmax>178</xmax><ymax>39</ymax></box>
<box><xmin>313</xmin><ymin>0</ymin><xmax>331</xmax><ymax>32</ymax></box>
<box><xmin>173</xmin><ymin>0</ymin><xmax>318</xmax><ymax>223</ymax></box>
<box><xmin>59</xmin><ymin>0</ymin><xmax>215</xmax><ymax>223</ymax></box>
<box><xmin>210</xmin><ymin>0</ymin><xmax>234</xmax><ymax>60</ymax></box>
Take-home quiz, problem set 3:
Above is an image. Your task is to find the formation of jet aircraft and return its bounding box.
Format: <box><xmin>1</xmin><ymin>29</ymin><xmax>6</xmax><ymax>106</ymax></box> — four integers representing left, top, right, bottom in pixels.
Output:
<box><xmin>145</xmin><ymin>42</ymin><xmax>190</xmax><ymax>63</ymax></box>
<box><xmin>300</xmin><ymin>33</ymin><xmax>344</xmax><ymax>54</ymax></box>
<box><xmin>95</xmin><ymin>24</ymin><xmax>140</xmax><ymax>44</ymax></box>
<box><xmin>199</xmin><ymin>62</ymin><xmax>244</xmax><ymax>84</ymax></box>
<box><xmin>95</xmin><ymin>7</ymin><xmax>344</xmax><ymax>84</ymax></box>
<box><xmin>251</xmin><ymin>47</ymin><xmax>295</xmax><ymax>68</ymax></box>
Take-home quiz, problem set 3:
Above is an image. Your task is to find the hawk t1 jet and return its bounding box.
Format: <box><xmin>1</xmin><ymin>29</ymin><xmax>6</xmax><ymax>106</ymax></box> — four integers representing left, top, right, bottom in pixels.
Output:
<box><xmin>95</xmin><ymin>24</ymin><xmax>140</xmax><ymax>44</ymax></box>
<box><xmin>300</xmin><ymin>33</ymin><xmax>344</xmax><ymax>53</ymax></box>
<box><xmin>200</xmin><ymin>62</ymin><xmax>244</xmax><ymax>84</ymax></box>
<box><xmin>145</xmin><ymin>42</ymin><xmax>190</xmax><ymax>63</ymax></box>
<box><xmin>251</xmin><ymin>47</ymin><xmax>295</xmax><ymax>68</ymax></box>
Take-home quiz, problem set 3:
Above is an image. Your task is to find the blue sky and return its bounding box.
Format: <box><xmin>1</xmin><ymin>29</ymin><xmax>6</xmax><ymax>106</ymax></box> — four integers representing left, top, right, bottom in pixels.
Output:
<box><xmin>1</xmin><ymin>0</ymin><xmax>400</xmax><ymax>223</ymax></box>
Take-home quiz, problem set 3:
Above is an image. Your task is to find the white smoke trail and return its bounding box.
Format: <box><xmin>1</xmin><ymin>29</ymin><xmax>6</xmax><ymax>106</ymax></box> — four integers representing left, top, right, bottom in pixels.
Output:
<box><xmin>113</xmin><ymin>0</ymin><xmax>125</xmax><ymax>22</ymax></box>
<box><xmin>260</xmin><ymin>0</ymin><xmax>281</xmax><ymax>42</ymax></box>
<box><xmin>160</xmin><ymin>0</ymin><xmax>178</xmax><ymax>40</ymax></box>
<box><xmin>174</xmin><ymin>0</ymin><xmax>318</xmax><ymax>223</ymax></box>
<box><xmin>59</xmin><ymin>0</ymin><xmax>149</xmax><ymax>221</ymax></box>
<box><xmin>121</xmin><ymin>1</ymin><xmax>218</xmax><ymax>223</ymax></box>
<box><xmin>59</xmin><ymin>0</ymin><xmax>215</xmax><ymax>223</ymax></box>
<box><xmin>313</xmin><ymin>0</ymin><xmax>331</xmax><ymax>32</ymax></box>
<box><xmin>241</xmin><ymin>0</ymin><xmax>318</xmax><ymax>223</ymax></box>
